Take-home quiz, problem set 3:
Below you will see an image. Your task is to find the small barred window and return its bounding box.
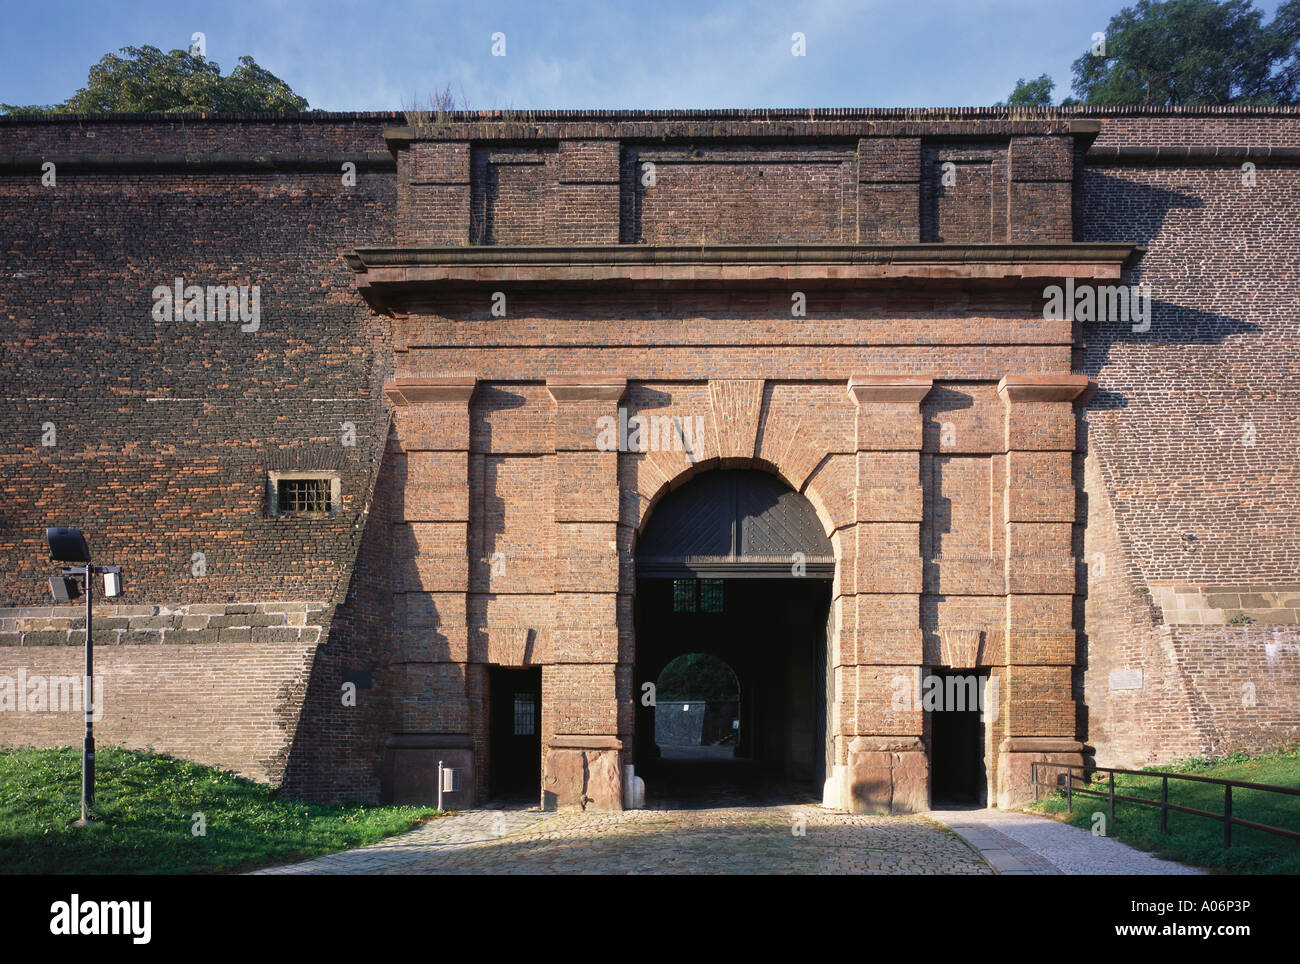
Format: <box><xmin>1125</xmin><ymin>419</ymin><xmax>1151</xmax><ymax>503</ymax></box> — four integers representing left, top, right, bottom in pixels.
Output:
<box><xmin>269</xmin><ymin>472</ymin><xmax>340</xmax><ymax>517</ymax></box>
<box><xmin>672</xmin><ymin>579</ymin><xmax>696</xmax><ymax>613</ymax></box>
<box><xmin>278</xmin><ymin>478</ymin><xmax>331</xmax><ymax>513</ymax></box>
<box><xmin>513</xmin><ymin>693</ymin><xmax>536</xmax><ymax>736</ymax></box>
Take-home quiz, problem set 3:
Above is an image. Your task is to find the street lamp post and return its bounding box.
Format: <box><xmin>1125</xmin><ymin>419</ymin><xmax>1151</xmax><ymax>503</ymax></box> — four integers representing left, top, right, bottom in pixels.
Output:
<box><xmin>45</xmin><ymin>528</ymin><xmax>120</xmax><ymax>828</ymax></box>
<box><xmin>80</xmin><ymin>547</ymin><xmax>92</xmax><ymax>826</ymax></box>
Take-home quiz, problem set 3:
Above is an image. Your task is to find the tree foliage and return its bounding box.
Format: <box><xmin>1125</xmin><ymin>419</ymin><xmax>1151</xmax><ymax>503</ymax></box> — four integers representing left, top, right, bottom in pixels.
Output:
<box><xmin>999</xmin><ymin>73</ymin><xmax>1057</xmax><ymax>106</ymax></box>
<box><xmin>999</xmin><ymin>0</ymin><xmax>1300</xmax><ymax>106</ymax></box>
<box><xmin>1072</xmin><ymin>0</ymin><xmax>1300</xmax><ymax>105</ymax></box>
<box><xmin>657</xmin><ymin>653</ymin><xmax>739</xmax><ymax>702</ymax></box>
<box><xmin>2</xmin><ymin>45</ymin><xmax>308</xmax><ymax>114</ymax></box>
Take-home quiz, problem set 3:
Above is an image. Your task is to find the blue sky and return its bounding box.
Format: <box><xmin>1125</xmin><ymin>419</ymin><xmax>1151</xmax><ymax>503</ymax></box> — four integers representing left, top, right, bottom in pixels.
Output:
<box><xmin>0</xmin><ymin>0</ymin><xmax>1292</xmax><ymax>110</ymax></box>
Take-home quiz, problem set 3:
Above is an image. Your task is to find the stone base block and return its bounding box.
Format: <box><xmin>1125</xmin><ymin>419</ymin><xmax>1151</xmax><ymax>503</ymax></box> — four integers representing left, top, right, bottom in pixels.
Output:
<box><xmin>824</xmin><ymin>738</ymin><xmax>929</xmax><ymax>813</ymax></box>
<box><xmin>996</xmin><ymin>737</ymin><xmax>1084</xmax><ymax>809</ymax></box>
<box><xmin>381</xmin><ymin>734</ymin><xmax>475</xmax><ymax>809</ymax></box>
<box><xmin>543</xmin><ymin>736</ymin><xmax>623</xmax><ymax>811</ymax></box>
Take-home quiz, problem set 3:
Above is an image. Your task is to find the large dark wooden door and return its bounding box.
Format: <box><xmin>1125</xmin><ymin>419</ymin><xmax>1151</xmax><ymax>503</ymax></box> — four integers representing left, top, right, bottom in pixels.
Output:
<box><xmin>489</xmin><ymin>667</ymin><xmax>541</xmax><ymax>797</ymax></box>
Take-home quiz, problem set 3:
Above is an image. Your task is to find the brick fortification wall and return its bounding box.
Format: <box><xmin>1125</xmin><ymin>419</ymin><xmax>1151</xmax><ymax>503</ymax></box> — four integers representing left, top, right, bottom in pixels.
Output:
<box><xmin>1078</xmin><ymin>109</ymin><xmax>1300</xmax><ymax>765</ymax></box>
<box><xmin>0</xmin><ymin>114</ymin><xmax>400</xmax><ymax>796</ymax></box>
<box><xmin>0</xmin><ymin>107</ymin><xmax>1297</xmax><ymax>805</ymax></box>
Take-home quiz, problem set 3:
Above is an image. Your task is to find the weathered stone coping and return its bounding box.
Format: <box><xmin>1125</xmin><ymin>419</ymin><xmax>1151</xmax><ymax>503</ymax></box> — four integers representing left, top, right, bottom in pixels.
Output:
<box><xmin>0</xmin><ymin>151</ymin><xmax>395</xmax><ymax>171</ymax></box>
<box><xmin>0</xmin><ymin>601</ymin><xmax>327</xmax><ymax>647</ymax></box>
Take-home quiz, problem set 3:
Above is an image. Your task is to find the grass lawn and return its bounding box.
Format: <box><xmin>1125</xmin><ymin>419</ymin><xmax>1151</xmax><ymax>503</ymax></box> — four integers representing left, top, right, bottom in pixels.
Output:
<box><xmin>0</xmin><ymin>745</ymin><xmax>439</xmax><ymax>874</ymax></box>
<box><xmin>1029</xmin><ymin>748</ymin><xmax>1300</xmax><ymax>874</ymax></box>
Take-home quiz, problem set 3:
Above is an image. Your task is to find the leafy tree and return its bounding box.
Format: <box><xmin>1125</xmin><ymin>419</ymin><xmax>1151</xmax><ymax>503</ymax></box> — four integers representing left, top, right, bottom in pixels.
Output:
<box><xmin>1071</xmin><ymin>0</ymin><xmax>1300</xmax><ymax>105</ymax></box>
<box><xmin>1272</xmin><ymin>0</ymin><xmax>1300</xmax><ymax>97</ymax></box>
<box><xmin>1000</xmin><ymin>73</ymin><xmax>1057</xmax><ymax>106</ymax></box>
<box><xmin>657</xmin><ymin>653</ymin><xmax>739</xmax><ymax>702</ymax></box>
<box><xmin>2</xmin><ymin>45</ymin><xmax>308</xmax><ymax>114</ymax></box>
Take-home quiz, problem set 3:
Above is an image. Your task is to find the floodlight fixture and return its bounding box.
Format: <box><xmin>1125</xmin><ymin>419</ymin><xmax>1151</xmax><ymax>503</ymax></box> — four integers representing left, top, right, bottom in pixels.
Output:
<box><xmin>48</xmin><ymin>575</ymin><xmax>80</xmax><ymax>602</ymax></box>
<box><xmin>46</xmin><ymin>527</ymin><xmax>90</xmax><ymax>564</ymax></box>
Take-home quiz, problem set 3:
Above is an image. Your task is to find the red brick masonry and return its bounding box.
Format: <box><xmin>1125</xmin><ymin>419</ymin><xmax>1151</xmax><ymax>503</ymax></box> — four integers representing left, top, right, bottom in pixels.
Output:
<box><xmin>0</xmin><ymin>107</ymin><xmax>1296</xmax><ymax>808</ymax></box>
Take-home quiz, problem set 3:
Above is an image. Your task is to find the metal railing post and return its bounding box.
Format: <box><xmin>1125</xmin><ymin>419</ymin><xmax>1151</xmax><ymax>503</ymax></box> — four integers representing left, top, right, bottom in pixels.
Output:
<box><xmin>1020</xmin><ymin>761</ymin><xmax>1300</xmax><ymax>850</ymax></box>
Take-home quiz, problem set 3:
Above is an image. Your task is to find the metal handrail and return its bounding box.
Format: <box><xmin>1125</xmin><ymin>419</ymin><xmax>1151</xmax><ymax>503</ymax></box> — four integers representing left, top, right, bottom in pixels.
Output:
<box><xmin>1032</xmin><ymin>761</ymin><xmax>1300</xmax><ymax>848</ymax></box>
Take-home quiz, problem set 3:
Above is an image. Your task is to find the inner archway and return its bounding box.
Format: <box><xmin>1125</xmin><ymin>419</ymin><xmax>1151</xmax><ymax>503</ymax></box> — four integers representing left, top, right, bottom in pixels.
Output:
<box><xmin>633</xmin><ymin>469</ymin><xmax>834</xmax><ymax>808</ymax></box>
<box><xmin>654</xmin><ymin>652</ymin><xmax>741</xmax><ymax>760</ymax></box>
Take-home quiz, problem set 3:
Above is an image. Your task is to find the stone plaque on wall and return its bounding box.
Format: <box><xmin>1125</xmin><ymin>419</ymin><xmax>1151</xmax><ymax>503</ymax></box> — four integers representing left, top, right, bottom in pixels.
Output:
<box><xmin>1109</xmin><ymin>668</ymin><xmax>1144</xmax><ymax>691</ymax></box>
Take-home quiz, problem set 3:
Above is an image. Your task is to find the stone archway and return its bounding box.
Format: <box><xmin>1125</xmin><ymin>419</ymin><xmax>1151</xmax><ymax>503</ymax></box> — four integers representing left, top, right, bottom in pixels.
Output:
<box><xmin>632</xmin><ymin>468</ymin><xmax>835</xmax><ymax>804</ymax></box>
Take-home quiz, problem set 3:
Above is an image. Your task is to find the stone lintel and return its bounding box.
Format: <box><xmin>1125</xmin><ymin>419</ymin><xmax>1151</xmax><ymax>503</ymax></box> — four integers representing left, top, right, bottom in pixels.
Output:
<box><xmin>847</xmin><ymin>736</ymin><xmax>926</xmax><ymax>754</ymax></box>
<box><xmin>547</xmin><ymin>374</ymin><xmax>627</xmax><ymax>403</ymax></box>
<box><xmin>548</xmin><ymin>735</ymin><xmax>623</xmax><ymax>750</ymax></box>
<box><xmin>847</xmin><ymin>375</ymin><xmax>934</xmax><ymax>405</ymax></box>
<box><xmin>999</xmin><ymin>737</ymin><xmax>1085</xmax><ymax>754</ymax></box>
<box><xmin>385</xmin><ymin>375</ymin><xmax>477</xmax><ymax>406</ymax></box>
<box><xmin>997</xmin><ymin>374</ymin><xmax>1091</xmax><ymax>404</ymax></box>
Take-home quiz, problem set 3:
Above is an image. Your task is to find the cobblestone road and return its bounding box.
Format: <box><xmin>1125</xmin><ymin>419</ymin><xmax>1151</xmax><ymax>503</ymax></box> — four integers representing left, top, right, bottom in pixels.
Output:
<box><xmin>251</xmin><ymin>763</ymin><xmax>1200</xmax><ymax>875</ymax></box>
<box><xmin>251</xmin><ymin>804</ymin><xmax>990</xmax><ymax>875</ymax></box>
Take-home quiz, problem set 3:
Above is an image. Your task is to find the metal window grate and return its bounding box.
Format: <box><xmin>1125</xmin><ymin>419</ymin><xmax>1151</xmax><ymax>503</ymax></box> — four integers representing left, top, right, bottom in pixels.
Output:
<box><xmin>672</xmin><ymin>579</ymin><xmax>696</xmax><ymax>613</ymax></box>
<box><xmin>513</xmin><ymin>693</ymin><xmax>536</xmax><ymax>735</ymax></box>
<box><xmin>699</xmin><ymin>579</ymin><xmax>724</xmax><ymax>613</ymax></box>
<box><xmin>278</xmin><ymin>478</ymin><xmax>331</xmax><ymax>514</ymax></box>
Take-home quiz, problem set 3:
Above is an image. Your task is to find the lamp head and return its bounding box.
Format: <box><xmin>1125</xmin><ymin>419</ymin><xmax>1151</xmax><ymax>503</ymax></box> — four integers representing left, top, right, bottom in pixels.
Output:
<box><xmin>46</xmin><ymin>527</ymin><xmax>90</xmax><ymax>564</ymax></box>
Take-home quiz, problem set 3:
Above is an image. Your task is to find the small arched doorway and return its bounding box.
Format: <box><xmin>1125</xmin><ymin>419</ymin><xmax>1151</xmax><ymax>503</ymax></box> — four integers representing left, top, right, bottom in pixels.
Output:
<box><xmin>633</xmin><ymin>469</ymin><xmax>833</xmax><ymax>806</ymax></box>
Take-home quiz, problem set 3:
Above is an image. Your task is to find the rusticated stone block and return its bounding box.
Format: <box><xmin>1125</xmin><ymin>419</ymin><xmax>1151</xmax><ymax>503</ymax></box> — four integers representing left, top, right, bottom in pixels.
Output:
<box><xmin>1002</xmin><ymin>666</ymin><xmax>1075</xmax><ymax>737</ymax></box>
<box><xmin>834</xmin><ymin>741</ymin><xmax>929</xmax><ymax>813</ymax></box>
<box><xmin>394</xmin><ymin>452</ymin><xmax>469</xmax><ymax>521</ymax></box>
<box><xmin>856</xmin><ymin>592</ymin><xmax>921</xmax><ymax>631</ymax></box>
<box><xmin>543</xmin><ymin>664</ymin><xmax>619</xmax><ymax>735</ymax></box>
<box><xmin>857</xmin><ymin>555</ymin><xmax>923</xmax><ymax>593</ymax></box>
<box><xmin>554</xmin><ymin>452</ymin><xmax>620</xmax><ymax>522</ymax></box>
<box><xmin>1005</xmin><ymin>628</ymin><xmax>1077</xmax><ymax>665</ymax></box>
<box><xmin>542</xmin><ymin>743</ymin><xmax>623</xmax><ymax>811</ymax></box>
<box><xmin>844</xmin><ymin>627</ymin><xmax>924</xmax><ymax>665</ymax></box>
<box><xmin>856</xmin><ymin>451</ymin><xmax>922</xmax><ymax>522</ymax></box>
<box><xmin>996</xmin><ymin>738</ymin><xmax>1084</xmax><ymax>809</ymax></box>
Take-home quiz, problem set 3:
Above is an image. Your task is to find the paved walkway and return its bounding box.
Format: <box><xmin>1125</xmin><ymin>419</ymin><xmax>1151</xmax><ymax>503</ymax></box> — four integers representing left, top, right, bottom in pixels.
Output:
<box><xmin>929</xmin><ymin>807</ymin><xmax>1204</xmax><ymax>875</ymax></box>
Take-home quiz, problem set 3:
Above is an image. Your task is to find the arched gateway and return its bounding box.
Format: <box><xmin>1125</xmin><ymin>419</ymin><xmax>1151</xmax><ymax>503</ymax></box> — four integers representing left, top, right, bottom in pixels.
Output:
<box><xmin>633</xmin><ymin>469</ymin><xmax>835</xmax><ymax>800</ymax></box>
<box><xmin>363</xmin><ymin>116</ymin><xmax>1123</xmax><ymax>816</ymax></box>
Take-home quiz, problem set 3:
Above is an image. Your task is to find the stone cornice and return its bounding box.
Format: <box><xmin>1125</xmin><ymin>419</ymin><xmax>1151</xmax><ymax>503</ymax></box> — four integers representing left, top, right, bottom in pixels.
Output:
<box><xmin>546</xmin><ymin>374</ymin><xmax>627</xmax><ymax>403</ymax></box>
<box><xmin>345</xmin><ymin>243</ymin><xmax>1145</xmax><ymax>312</ymax></box>
<box><xmin>347</xmin><ymin>243</ymin><xmax>1143</xmax><ymax>269</ymax></box>
<box><xmin>997</xmin><ymin>374</ymin><xmax>1092</xmax><ymax>404</ymax></box>
<box><xmin>847</xmin><ymin>375</ymin><xmax>934</xmax><ymax>404</ymax></box>
<box><xmin>383</xmin><ymin>376</ymin><xmax>476</xmax><ymax>406</ymax></box>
